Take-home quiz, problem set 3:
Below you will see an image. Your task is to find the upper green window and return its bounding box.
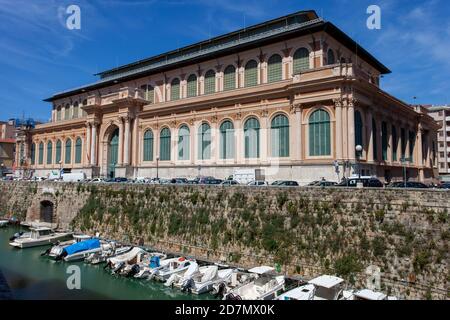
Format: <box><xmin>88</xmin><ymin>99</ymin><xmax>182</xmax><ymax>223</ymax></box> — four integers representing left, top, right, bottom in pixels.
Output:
<box><xmin>30</xmin><ymin>143</ymin><xmax>36</xmax><ymax>165</ymax></box>
<box><xmin>141</xmin><ymin>85</ymin><xmax>154</xmax><ymax>103</ymax></box>
<box><xmin>56</xmin><ymin>106</ymin><xmax>62</xmax><ymax>121</ymax></box>
<box><xmin>244</xmin><ymin>117</ymin><xmax>260</xmax><ymax>158</ymax></box>
<box><xmin>327</xmin><ymin>49</ymin><xmax>335</xmax><ymax>65</ymax></box>
<box><xmin>293</xmin><ymin>48</ymin><xmax>310</xmax><ymax>73</ymax></box>
<box><xmin>198</xmin><ymin>123</ymin><xmax>211</xmax><ymax>160</ymax></box>
<box><xmin>65</xmin><ymin>139</ymin><xmax>72</xmax><ymax>164</ymax></box>
<box><xmin>64</xmin><ymin>104</ymin><xmax>71</xmax><ymax>120</ymax></box>
<box><xmin>46</xmin><ymin>141</ymin><xmax>53</xmax><ymax>165</ymax></box>
<box><xmin>143</xmin><ymin>130</ymin><xmax>154</xmax><ymax>161</ymax></box>
<box><xmin>178</xmin><ymin>125</ymin><xmax>190</xmax><ymax>161</ymax></box>
<box><xmin>171</xmin><ymin>78</ymin><xmax>180</xmax><ymax>101</ymax></box>
<box><xmin>271</xmin><ymin>114</ymin><xmax>290</xmax><ymax>157</ymax></box>
<box><xmin>309</xmin><ymin>109</ymin><xmax>331</xmax><ymax>156</ymax></box>
<box><xmin>38</xmin><ymin>142</ymin><xmax>44</xmax><ymax>165</ymax></box>
<box><xmin>244</xmin><ymin>60</ymin><xmax>258</xmax><ymax>87</ymax></box>
<box><xmin>160</xmin><ymin>128</ymin><xmax>171</xmax><ymax>161</ymax></box>
<box><xmin>267</xmin><ymin>54</ymin><xmax>282</xmax><ymax>83</ymax></box>
<box><xmin>204</xmin><ymin>70</ymin><xmax>216</xmax><ymax>94</ymax></box>
<box><xmin>223</xmin><ymin>65</ymin><xmax>236</xmax><ymax>91</ymax></box>
<box><xmin>73</xmin><ymin>102</ymin><xmax>79</xmax><ymax>119</ymax></box>
<box><xmin>75</xmin><ymin>138</ymin><xmax>82</xmax><ymax>164</ymax></box>
<box><xmin>220</xmin><ymin>120</ymin><xmax>235</xmax><ymax>159</ymax></box>
<box><xmin>187</xmin><ymin>74</ymin><xmax>197</xmax><ymax>98</ymax></box>
<box><xmin>55</xmin><ymin>140</ymin><xmax>62</xmax><ymax>164</ymax></box>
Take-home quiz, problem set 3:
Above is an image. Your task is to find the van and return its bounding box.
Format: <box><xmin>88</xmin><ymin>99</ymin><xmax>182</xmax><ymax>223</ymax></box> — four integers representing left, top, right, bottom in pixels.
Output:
<box><xmin>62</xmin><ymin>172</ymin><xmax>86</xmax><ymax>182</ymax></box>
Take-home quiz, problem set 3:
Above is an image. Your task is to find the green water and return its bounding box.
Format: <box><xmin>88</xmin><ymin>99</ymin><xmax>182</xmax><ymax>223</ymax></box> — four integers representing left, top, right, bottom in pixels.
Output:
<box><xmin>0</xmin><ymin>226</ymin><xmax>214</xmax><ymax>300</ymax></box>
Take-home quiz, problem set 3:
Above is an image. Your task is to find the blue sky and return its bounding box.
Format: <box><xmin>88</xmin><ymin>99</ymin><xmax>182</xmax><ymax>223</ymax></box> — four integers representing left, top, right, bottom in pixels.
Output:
<box><xmin>0</xmin><ymin>0</ymin><xmax>449</xmax><ymax>122</ymax></box>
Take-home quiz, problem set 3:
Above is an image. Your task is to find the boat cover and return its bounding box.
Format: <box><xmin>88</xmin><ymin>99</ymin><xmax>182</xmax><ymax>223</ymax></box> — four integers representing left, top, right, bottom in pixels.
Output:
<box><xmin>109</xmin><ymin>247</ymin><xmax>144</xmax><ymax>265</ymax></box>
<box><xmin>64</xmin><ymin>238</ymin><xmax>101</xmax><ymax>255</ymax></box>
<box><xmin>150</xmin><ymin>256</ymin><xmax>160</xmax><ymax>268</ymax></box>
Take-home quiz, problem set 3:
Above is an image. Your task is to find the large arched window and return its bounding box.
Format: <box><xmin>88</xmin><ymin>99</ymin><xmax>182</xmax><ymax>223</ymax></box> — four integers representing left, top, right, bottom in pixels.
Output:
<box><xmin>141</xmin><ymin>84</ymin><xmax>154</xmax><ymax>103</ymax></box>
<box><xmin>75</xmin><ymin>138</ymin><xmax>82</xmax><ymax>164</ymax></box>
<box><xmin>373</xmin><ymin>119</ymin><xmax>378</xmax><ymax>160</ymax></box>
<box><xmin>244</xmin><ymin>60</ymin><xmax>258</xmax><ymax>87</ymax></box>
<box><xmin>223</xmin><ymin>65</ymin><xmax>236</xmax><ymax>91</ymax></box>
<box><xmin>293</xmin><ymin>48</ymin><xmax>310</xmax><ymax>74</ymax></box>
<box><xmin>204</xmin><ymin>70</ymin><xmax>216</xmax><ymax>94</ymax></box>
<box><xmin>143</xmin><ymin>130</ymin><xmax>154</xmax><ymax>161</ymax></box>
<box><xmin>56</xmin><ymin>106</ymin><xmax>62</xmax><ymax>121</ymax></box>
<box><xmin>187</xmin><ymin>74</ymin><xmax>197</xmax><ymax>98</ymax></box>
<box><xmin>30</xmin><ymin>143</ymin><xmax>36</xmax><ymax>165</ymax></box>
<box><xmin>220</xmin><ymin>120</ymin><xmax>235</xmax><ymax>159</ymax></box>
<box><xmin>309</xmin><ymin>109</ymin><xmax>331</xmax><ymax>156</ymax></box>
<box><xmin>73</xmin><ymin>102</ymin><xmax>79</xmax><ymax>119</ymax></box>
<box><xmin>244</xmin><ymin>117</ymin><xmax>260</xmax><ymax>158</ymax></box>
<box><xmin>160</xmin><ymin>128</ymin><xmax>171</xmax><ymax>161</ymax></box>
<box><xmin>46</xmin><ymin>141</ymin><xmax>53</xmax><ymax>165</ymax></box>
<box><xmin>271</xmin><ymin>114</ymin><xmax>290</xmax><ymax>157</ymax></box>
<box><xmin>409</xmin><ymin>131</ymin><xmax>416</xmax><ymax>163</ymax></box>
<box><xmin>55</xmin><ymin>140</ymin><xmax>62</xmax><ymax>164</ymax></box>
<box><xmin>392</xmin><ymin>126</ymin><xmax>398</xmax><ymax>161</ymax></box>
<box><xmin>198</xmin><ymin>123</ymin><xmax>211</xmax><ymax>160</ymax></box>
<box><xmin>170</xmin><ymin>78</ymin><xmax>180</xmax><ymax>101</ymax></box>
<box><xmin>64</xmin><ymin>104</ymin><xmax>71</xmax><ymax>120</ymax></box>
<box><xmin>38</xmin><ymin>142</ymin><xmax>44</xmax><ymax>165</ymax></box>
<box><xmin>327</xmin><ymin>49</ymin><xmax>336</xmax><ymax>65</ymax></box>
<box><xmin>65</xmin><ymin>139</ymin><xmax>72</xmax><ymax>164</ymax></box>
<box><xmin>178</xmin><ymin>125</ymin><xmax>190</xmax><ymax>160</ymax></box>
<box><xmin>355</xmin><ymin>111</ymin><xmax>363</xmax><ymax>150</ymax></box>
<box><xmin>382</xmin><ymin>122</ymin><xmax>388</xmax><ymax>161</ymax></box>
<box><xmin>267</xmin><ymin>54</ymin><xmax>282</xmax><ymax>83</ymax></box>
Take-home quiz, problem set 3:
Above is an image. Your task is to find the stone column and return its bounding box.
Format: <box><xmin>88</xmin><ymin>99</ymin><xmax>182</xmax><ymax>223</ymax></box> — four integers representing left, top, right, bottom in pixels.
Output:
<box><xmin>260</xmin><ymin>110</ymin><xmax>269</xmax><ymax>164</ymax></box>
<box><xmin>132</xmin><ymin>116</ymin><xmax>138</xmax><ymax>166</ymax></box>
<box><xmin>90</xmin><ymin>122</ymin><xmax>97</xmax><ymax>166</ymax></box>
<box><xmin>376</xmin><ymin>117</ymin><xmax>383</xmax><ymax>163</ymax></box>
<box><xmin>118</xmin><ymin>117</ymin><xmax>124</xmax><ymax>166</ymax></box>
<box><xmin>191</xmin><ymin>120</ymin><xmax>198</xmax><ymax>165</ymax></box>
<box><xmin>347</xmin><ymin>101</ymin><xmax>356</xmax><ymax>160</ymax></box>
<box><xmin>334</xmin><ymin>99</ymin><xmax>343</xmax><ymax>160</ymax></box>
<box><xmin>294</xmin><ymin>105</ymin><xmax>302</xmax><ymax>160</ymax></box>
<box><xmin>123</xmin><ymin>116</ymin><xmax>131</xmax><ymax>166</ymax></box>
<box><xmin>86</xmin><ymin>122</ymin><xmax>91</xmax><ymax>166</ymax></box>
<box><xmin>234</xmin><ymin>113</ymin><xmax>242</xmax><ymax>164</ymax></box>
<box><xmin>387</xmin><ymin>122</ymin><xmax>393</xmax><ymax>163</ymax></box>
<box><xmin>366</xmin><ymin>112</ymin><xmax>374</xmax><ymax>162</ymax></box>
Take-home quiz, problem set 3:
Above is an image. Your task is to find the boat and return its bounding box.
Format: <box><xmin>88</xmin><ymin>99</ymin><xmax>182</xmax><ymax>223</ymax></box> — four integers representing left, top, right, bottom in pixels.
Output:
<box><xmin>106</xmin><ymin>247</ymin><xmax>148</xmax><ymax>275</ymax></box>
<box><xmin>120</xmin><ymin>251</ymin><xmax>166</xmax><ymax>277</ymax></box>
<box><xmin>276</xmin><ymin>284</ymin><xmax>316</xmax><ymax>300</ymax></box>
<box><xmin>173</xmin><ymin>265</ymin><xmax>235</xmax><ymax>295</ymax></box>
<box><xmin>346</xmin><ymin>288</ymin><xmax>398</xmax><ymax>300</ymax></box>
<box><xmin>85</xmin><ymin>245</ymin><xmax>133</xmax><ymax>265</ymax></box>
<box><xmin>165</xmin><ymin>261</ymin><xmax>200</xmax><ymax>288</ymax></box>
<box><xmin>0</xmin><ymin>220</ymin><xmax>9</xmax><ymax>227</ymax></box>
<box><xmin>9</xmin><ymin>227</ymin><xmax>72</xmax><ymax>248</ymax></box>
<box><xmin>133</xmin><ymin>254</ymin><xmax>170</xmax><ymax>279</ymax></box>
<box><xmin>42</xmin><ymin>234</ymin><xmax>92</xmax><ymax>259</ymax></box>
<box><xmin>60</xmin><ymin>238</ymin><xmax>114</xmax><ymax>262</ymax></box>
<box><xmin>212</xmin><ymin>269</ymin><xmax>258</xmax><ymax>298</ymax></box>
<box><xmin>277</xmin><ymin>275</ymin><xmax>349</xmax><ymax>300</ymax></box>
<box><xmin>223</xmin><ymin>266</ymin><xmax>285</xmax><ymax>300</ymax></box>
<box><xmin>152</xmin><ymin>257</ymin><xmax>196</xmax><ymax>282</ymax></box>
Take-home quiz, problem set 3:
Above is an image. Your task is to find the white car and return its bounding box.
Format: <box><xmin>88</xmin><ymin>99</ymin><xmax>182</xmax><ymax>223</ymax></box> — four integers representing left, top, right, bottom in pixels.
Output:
<box><xmin>91</xmin><ymin>178</ymin><xmax>105</xmax><ymax>183</ymax></box>
<box><xmin>247</xmin><ymin>180</ymin><xmax>269</xmax><ymax>186</ymax></box>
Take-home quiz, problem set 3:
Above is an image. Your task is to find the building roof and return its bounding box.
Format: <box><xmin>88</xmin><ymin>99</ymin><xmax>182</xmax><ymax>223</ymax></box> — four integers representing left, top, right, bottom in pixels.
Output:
<box><xmin>423</xmin><ymin>105</ymin><xmax>450</xmax><ymax>112</ymax></box>
<box><xmin>0</xmin><ymin>139</ymin><xmax>15</xmax><ymax>144</ymax></box>
<box><xmin>308</xmin><ymin>275</ymin><xmax>344</xmax><ymax>288</ymax></box>
<box><xmin>354</xmin><ymin>289</ymin><xmax>387</xmax><ymax>300</ymax></box>
<box><xmin>44</xmin><ymin>10</ymin><xmax>390</xmax><ymax>102</ymax></box>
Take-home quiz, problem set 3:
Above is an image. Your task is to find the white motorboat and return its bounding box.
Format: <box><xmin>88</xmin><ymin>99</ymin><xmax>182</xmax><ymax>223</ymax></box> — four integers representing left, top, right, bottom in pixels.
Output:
<box><xmin>63</xmin><ymin>239</ymin><xmax>113</xmax><ymax>262</ymax></box>
<box><xmin>165</xmin><ymin>261</ymin><xmax>200</xmax><ymax>288</ymax></box>
<box><xmin>276</xmin><ymin>284</ymin><xmax>316</xmax><ymax>300</ymax></box>
<box><xmin>224</xmin><ymin>266</ymin><xmax>285</xmax><ymax>300</ymax></box>
<box><xmin>85</xmin><ymin>245</ymin><xmax>132</xmax><ymax>265</ymax></box>
<box><xmin>133</xmin><ymin>253</ymin><xmax>170</xmax><ymax>279</ymax></box>
<box><xmin>0</xmin><ymin>220</ymin><xmax>8</xmax><ymax>227</ymax></box>
<box><xmin>120</xmin><ymin>251</ymin><xmax>166</xmax><ymax>277</ymax></box>
<box><xmin>175</xmin><ymin>265</ymin><xmax>235</xmax><ymax>295</ymax></box>
<box><xmin>307</xmin><ymin>275</ymin><xmax>347</xmax><ymax>300</ymax></box>
<box><xmin>346</xmin><ymin>288</ymin><xmax>397</xmax><ymax>300</ymax></box>
<box><xmin>44</xmin><ymin>234</ymin><xmax>92</xmax><ymax>259</ymax></box>
<box><xmin>9</xmin><ymin>227</ymin><xmax>72</xmax><ymax>248</ymax></box>
<box><xmin>106</xmin><ymin>247</ymin><xmax>149</xmax><ymax>275</ymax></box>
<box><xmin>212</xmin><ymin>269</ymin><xmax>258</xmax><ymax>298</ymax></box>
<box><xmin>153</xmin><ymin>257</ymin><xmax>196</xmax><ymax>282</ymax></box>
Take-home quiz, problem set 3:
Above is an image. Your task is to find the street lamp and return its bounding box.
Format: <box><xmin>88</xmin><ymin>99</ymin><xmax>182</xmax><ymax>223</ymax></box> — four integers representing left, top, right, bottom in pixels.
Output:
<box><xmin>59</xmin><ymin>160</ymin><xmax>63</xmax><ymax>180</ymax></box>
<box><xmin>156</xmin><ymin>156</ymin><xmax>160</xmax><ymax>180</ymax></box>
<box><xmin>401</xmin><ymin>157</ymin><xmax>411</xmax><ymax>188</ymax></box>
<box><xmin>355</xmin><ymin>145</ymin><xmax>363</xmax><ymax>181</ymax></box>
<box><xmin>0</xmin><ymin>163</ymin><xmax>4</xmax><ymax>178</ymax></box>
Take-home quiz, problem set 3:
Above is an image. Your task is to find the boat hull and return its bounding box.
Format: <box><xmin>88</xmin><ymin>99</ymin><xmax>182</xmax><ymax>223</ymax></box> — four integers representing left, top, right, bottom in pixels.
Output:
<box><xmin>9</xmin><ymin>234</ymin><xmax>72</xmax><ymax>249</ymax></box>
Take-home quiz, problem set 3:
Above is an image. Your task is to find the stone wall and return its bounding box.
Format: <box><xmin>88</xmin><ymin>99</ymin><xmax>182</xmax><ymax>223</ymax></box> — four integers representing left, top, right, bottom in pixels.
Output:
<box><xmin>0</xmin><ymin>181</ymin><xmax>448</xmax><ymax>300</ymax></box>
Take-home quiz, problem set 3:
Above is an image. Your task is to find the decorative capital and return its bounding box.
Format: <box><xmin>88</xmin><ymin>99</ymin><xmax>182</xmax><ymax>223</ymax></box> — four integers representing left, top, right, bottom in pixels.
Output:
<box><xmin>347</xmin><ymin>98</ymin><xmax>358</xmax><ymax>107</ymax></box>
<box><xmin>233</xmin><ymin>112</ymin><xmax>242</xmax><ymax>121</ymax></box>
<box><xmin>260</xmin><ymin>108</ymin><xmax>269</xmax><ymax>118</ymax></box>
<box><xmin>333</xmin><ymin>98</ymin><xmax>344</xmax><ymax>108</ymax></box>
<box><xmin>210</xmin><ymin>115</ymin><xmax>218</xmax><ymax>124</ymax></box>
<box><xmin>290</xmin><ymin>103</ymin><xmax>302</xmax><ymax>114</ymax></box>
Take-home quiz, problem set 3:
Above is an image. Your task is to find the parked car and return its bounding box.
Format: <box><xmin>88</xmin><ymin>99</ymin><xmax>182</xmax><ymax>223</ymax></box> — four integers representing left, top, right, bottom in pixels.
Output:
<box><xmin>221</xmin><ymin>180</ymin><xmax>239</xmax><ymax>186</ymax></box>
<box><xmin>113</xmin><ymin>177</ymin><xmax>128</xmax><ymax>183</ymax></box>
<box><xmin>272</xmin><ymin>180</ymin><xmax>299</xmax><ymax>187</ymax></box>
<box><xmin>337</xmin><ymin>177</ymin><xmax>384</xmax><ymax>188</ymax></box>
<box><xmin>247</xmin><ymin>180</ymin><xmax>269</xmax><ymax>186</ymax></box>
<box><xmin>439</xmin><ymin>182</ymin><xmax>450</xmax><ymax>189</ymax></box>
<box><xmin>91</xmin><ymin>178</ymin><xmax>105</xmax><ymax>183</ymax></box>
<box><xmin>171</xmin><ymin>178</ymin><xmax>189</xmax><ymax>184</ymax></box>
<box><xmin>307</xmin><ymin>180</ymin><xmax>338</xmax><ymax>187</ymax></box>
<box><xmin>196</xmin><ymin>176</ymin><xmax>220</xmax><ymax>184</ymax></box>
<box><xmin>388</xmin><ymin>181</ymin><xmax>428</xmax><ymax>189</ymax></box>
<box><xmin>204</xmin><ymin>178</ymin><xmax>223</xmax><ymax>185</ymax></box>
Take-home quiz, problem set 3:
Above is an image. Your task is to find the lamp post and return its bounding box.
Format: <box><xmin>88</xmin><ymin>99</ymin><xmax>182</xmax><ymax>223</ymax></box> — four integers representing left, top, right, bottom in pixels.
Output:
<box><xmin>355</xmin><ymin>145</ymin><xmax>363</xmax><ymax>180</ymax></box>
<box><xmin>401</xmin><ymin>157</ymin><xmax>410</xmax><ymax>188</ymax></box>
<box><xmin>0</xmin><ymin>163</ymin><xmax>4</xmax><ymax>179</ymax></box>
<box><xmin>156</xmin><ymin>156</ymin><xmax>159</xmax><ymax>180</ymax></box>
<box><xmin>59</xmin><ymin>160</ymin><xmax>62</xmax><ymax>180</ymax></box>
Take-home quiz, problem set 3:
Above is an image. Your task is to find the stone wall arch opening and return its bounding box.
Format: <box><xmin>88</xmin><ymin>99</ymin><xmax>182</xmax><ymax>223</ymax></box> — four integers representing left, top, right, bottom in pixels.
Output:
<box><xmin>40</xmin><ymin>200</ymin><xmax>54</xmax><ymax>223</ymax></box>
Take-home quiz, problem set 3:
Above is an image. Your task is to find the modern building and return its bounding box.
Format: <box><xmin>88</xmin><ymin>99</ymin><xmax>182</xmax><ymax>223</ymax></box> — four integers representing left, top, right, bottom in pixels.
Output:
<box><xmin>16</xmin><ymin>10</ymin><xmax>439</xmax><ymax>184</ymax></box>
<box><xmin>0</xmin><ymin>120</ymin><xmax>16</xmax><ymax>176</ymax></box>
<box><xmin>424</xmin><ymin>105</ymin><xmax>450</xmax><ymax>181</ymax></box>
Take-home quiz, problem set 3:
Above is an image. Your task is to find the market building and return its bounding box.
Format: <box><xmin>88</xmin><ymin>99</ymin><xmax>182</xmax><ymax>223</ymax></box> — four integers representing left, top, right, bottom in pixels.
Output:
<box><xmin>15</xmin><ymin>10</ymin><xmax>439</xmax><ymax>184</ymax></box>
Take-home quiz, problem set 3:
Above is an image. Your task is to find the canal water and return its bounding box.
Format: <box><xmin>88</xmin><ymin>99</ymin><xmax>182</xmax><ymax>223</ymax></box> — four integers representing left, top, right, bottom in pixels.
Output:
<box><xmin>0</xmin><ymin>226</ymin><xmax>214</xmax><ymax>300</ymax></box>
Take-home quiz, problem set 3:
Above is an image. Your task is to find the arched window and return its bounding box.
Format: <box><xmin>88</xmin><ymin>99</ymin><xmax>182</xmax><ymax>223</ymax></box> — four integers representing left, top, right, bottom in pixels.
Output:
<box><xmin>392</xmin><ymin>126</ymin><xmax>397</xmax><ymax>161</ymax></box>
<box><xmin>187</xmin><ymin>74</ymin><xmax>197</xmax><ymax>98</ymax></box>
<box><xmin>143</xmin><ymin>130</ymin><xmax>154</xmax><ymax>161</ymax></box>
<box><xmin>409</xmin><ymin>131</ymin><xmax>416</xmax><ymax>163</ymax></box>
<box><xmin>271</xmin><ymin>114</ymin><xmax>290</xmax><ymax>157</ymax></box>
<box><xmin>355</xmin><ymin>111</ymin><xmax>363</xmax><ymax>150</ymax></box>
<box><xmin>244</xmin><ymin>60</ymin><xmax>258</xmax><ymax>87</ymax></box>
<box><xmin>160</xmin><ymin>128</ymin><xmax>171</xmax><ymax>161</ymax></box>
<box><xmin>223</xmin><ymin>65</ymin><xmax>236</xmax><ymax>91</ymax></box>
<box><xmin>400</xmin><ymin>128</ymin><xmax>406</xmax><ymax>160</ymax></box>
<box><xmin>244</xmin><ymin>117</ymin><xmax>260</xmax><ymax>158</ymax></box>
<box><xmin>19</xmin><ymin>143</ymin><xmax>24</xmax><ymax>163</ymax></box>
<box><xmin>382</xmin><ymin>122</ymin><xmax>388</xmax><ymax>161</ymax></box>
<box><xmin>38</xmin><ymin>142</ymin><xmax>44</xmax><ymax>165</ymax></box>
<box><xmin>170</xmin><ymin>78</ymin><xmax>180</xmax><ymax>101</ymax></box>
<box><xmin>30</xmin><ymin>143</ymin><xmax>36</xmax><ymax>165</ymax></box>
<box><xmin>178</xmin><ymin>125</ymin><xmax>190</xmax><ymax>160</ymax></box>
<box><xmin>73</xmin><ymin>102</ymin><xmax>79</xmax><ymax>119</ymax></box>
<box><xmin>64</xmin><ymin>104</ymin><xmax>71</xmax><ymax>120</ymax></box>
<box><xmin>55</xmin><ymin>140</ymin><xmax>62</xmax><ymax>164</ymax></box>
<box><xmin>82</xmin><ymin>100</ymin><xmax>87</xmax><ymax>117</ymax></box>
<box><xmin>198</xmin><ymin>123</ymin><xmax>211</xmax><ymax>160</ymax></box>
<box><xmin>309</xmin><ymin>109</ymin><xmax>331</xmax><ymax>156</ymax></box>
<box><xmin>267</xmin><ymin>54</ymin><xmax>282</xmax><ymax>83</ymax></box>
<box><xmin>327</xmin><ymin>49</ymin><xmax>335</xmax><ymax>65</ymax></box>
<box><xmin>75</xmin><ymin>138</ymin><xmax>82</xmax><ymax>164</ymax></box>
<box><xmin>56</xmin><ymin>106</ymin><xmax>62</xmax><ymax>121</ymax></box>
<box><xmin>220</xmin><ymin>120</ymin><xmax>235</xmax><ymax>159</ymax></box>
<box><xmin>46</xmin><ymin>141</ymin><xmax>53</xmax><ymax>165</ymax></box>
<box><xmin>293</xmin><ymin>48</ymin><xmax>310</xmax><ymax>73</ymax></box>
<box><xmin>65</xmin><ymin>139</ymin><xmax>72</xmax><ymax>164</ymax></box>
<box><xmin>141</xmin><ymin>84</ymin><xmax>154</xmax><ymax>103</ymax></box>
<box><xmin>373</xmin><ymin>119</ymin><xmax>378</xmax><ymax>160</ymax></box>
<box><xmin>204</xmin><ymin>70</ymin><xmax>216</xmax><ymax>94</ymax></box>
